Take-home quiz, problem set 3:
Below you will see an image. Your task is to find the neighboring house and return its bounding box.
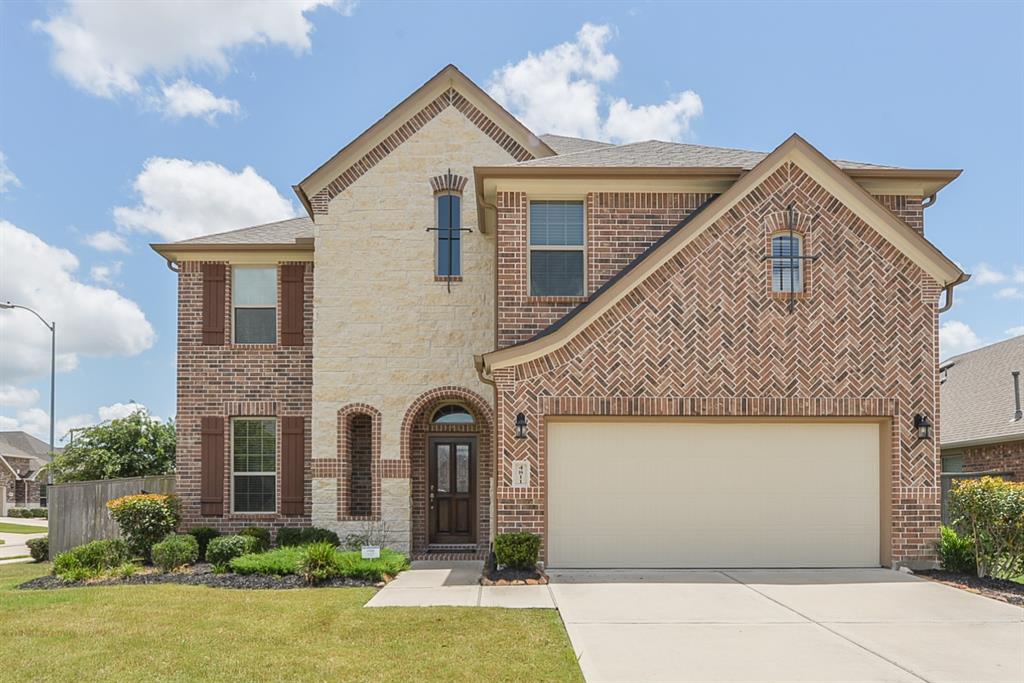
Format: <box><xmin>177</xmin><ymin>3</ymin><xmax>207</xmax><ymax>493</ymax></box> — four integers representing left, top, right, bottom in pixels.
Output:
<box><xmin>939</xmin><ymin>335</ymin><xmax>1024</xmax><ymax>479</ymax></box>
<box><xmin>0</xmin><ymin>431</ymin><xmax>54</xmax><ymax>514</ymax></box>
<box><xmin>152</xmin><ymin>65</ymin><xmax>968</xmax><ymax>569</ymax></box>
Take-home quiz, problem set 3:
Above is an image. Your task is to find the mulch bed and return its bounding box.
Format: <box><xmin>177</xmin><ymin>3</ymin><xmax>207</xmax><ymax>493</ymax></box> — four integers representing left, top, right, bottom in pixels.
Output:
<box><xmin>917</xmin><ymin>569</ymin><xmax>1024</xmax><ymax>607</ymax></box>
<box><xmin>480</xmin><ymin>554</ymin><xmax>548</xmax><ymax>586</ymax></box>
<box><xmin>17</xmin><ymin>563</ymin><xmax>382</xmax><ymax>591</ymax></box>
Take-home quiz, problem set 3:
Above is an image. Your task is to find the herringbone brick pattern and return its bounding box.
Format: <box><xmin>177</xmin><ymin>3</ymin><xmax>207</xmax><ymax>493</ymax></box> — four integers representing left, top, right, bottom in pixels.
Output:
<box><xmin>493</xmin><ymin>162</ymin><xmax>942</xmax><ymax>565</ymax></box>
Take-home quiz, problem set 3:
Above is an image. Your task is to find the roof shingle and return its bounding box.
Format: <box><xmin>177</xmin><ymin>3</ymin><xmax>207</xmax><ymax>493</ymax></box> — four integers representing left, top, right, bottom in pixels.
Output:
<box><xmin>940</xmin><ymin>335</ymin><xmax>1024</xmax><ymax>447</ymax></box>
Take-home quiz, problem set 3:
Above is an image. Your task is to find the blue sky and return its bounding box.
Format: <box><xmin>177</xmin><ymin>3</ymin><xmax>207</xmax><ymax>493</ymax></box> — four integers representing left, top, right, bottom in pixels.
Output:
<box><xmin>1</xmin><ymin>1</ymin><xmax>1021</xmax><ymax>442</ymax></box>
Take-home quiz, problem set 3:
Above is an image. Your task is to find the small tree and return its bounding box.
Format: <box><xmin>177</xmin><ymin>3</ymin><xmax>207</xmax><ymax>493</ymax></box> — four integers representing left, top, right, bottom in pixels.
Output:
<box><xmin>49</xmin><ymin>409</ymin><xmax>175</xmax><ymax>483</ymax></box>
<box><xmin>107</xmin><ymin>494</ymin><xmax>181</xmax><ymax>561</ymax></box>
<box><xmin>949</xmin><ymin>476</ymin><xmax>1024</xmax><ymax>578</ymax></box>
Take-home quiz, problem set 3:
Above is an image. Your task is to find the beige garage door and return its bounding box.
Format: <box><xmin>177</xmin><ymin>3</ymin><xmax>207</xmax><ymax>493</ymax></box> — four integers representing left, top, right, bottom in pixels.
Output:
<box><xmin>547</xmin><ymin>420</ymin><xmax>881</xmax><ymax>568</ymax></box>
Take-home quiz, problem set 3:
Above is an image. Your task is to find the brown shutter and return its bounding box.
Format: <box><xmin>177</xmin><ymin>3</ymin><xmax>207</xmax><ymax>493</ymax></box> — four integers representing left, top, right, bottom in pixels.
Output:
<box><xmin>201</xmin><ymin>263</ymin><xmax>226</xmax><ymax>346</ymax></box>
<box><xmin>280</xmin><ymin>264</ymin><xmax>305</xmax><ymax>346</ymax></box>
<box><xmin>280</xmin><ymin>416</ymin><xmax>305</xmax><ymax>516</ymax></box>
<box><xmin>200</xmin><ymin>417</ymin><xmax>225</xmax><ymax>516</ymax></box>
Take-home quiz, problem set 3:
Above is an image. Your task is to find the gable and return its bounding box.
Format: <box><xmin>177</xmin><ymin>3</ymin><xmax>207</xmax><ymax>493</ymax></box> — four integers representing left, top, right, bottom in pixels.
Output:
<box><xmin>480</xmin><ymin>134</ymin><xmax>965</xmax><ymax>372</ymax></box>
<box><xmin>295</xmin><ymin>65</ymin><xmax>555</xmax><ymax>217</ymax></box>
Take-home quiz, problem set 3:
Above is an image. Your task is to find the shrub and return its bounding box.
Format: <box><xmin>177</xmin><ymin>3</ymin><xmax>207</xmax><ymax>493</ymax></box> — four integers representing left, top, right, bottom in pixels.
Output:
<box><xmin>239</xmin><ymin>527</ymin><xmax>271</xmax><ymax>552</ymax></box>
<box><xmin>298</xmin><ymin>542</ymin><xmax>343</xmax><ymax>584</ymax></box>
<box><xmin>206</xmin><ymin>535</ymin><xmax>259</xmax><ymax>570</ymax></box>
<box><xmin>277</xmin><ymin>527</ymin><xmax>340</xmax><ymax>548</ymax></box>
<box><xmin>230</xmin><ymin>547</ymin><xmax>305</xmax><ymax>576</ymax></box>
<box><xmin>53</xmin><ymin>539</ymin><xmax>130</xmax><ymax>581</ymax></box>
<box><xmin>337</xmin><ymin>548</ymin><xmax>409</xmax><ymax>581</ymax></box>
<box><xmin>26</xmin><ymin>536</ymin><xmax>48</xmax><ymax>562</ymax></box>
<box><xmin>937</xmin><ymin>525</ymin><xmax>977</xmax><ymax>574</ymax></box>
<box><xmin>188</xmin><ymin>527</ymin><xmax>220</xmax><ymax>561</ymax></box>
<box><xmin>494</xmin><ymin>532</ymin><xmax>541</xmax><ymax>570</ymax></box>
<box><xmin>341</xmin><ymin>533</ymin><xmax>369</xmax><ymax>551</ymax></box>
<box><xmin>30</xmin><ymin>508</ymin><xmax>48</xmax><ymax>518</ymax></box>
<box><xmin>949</xmin><ymin>476</ymin><xmax>1024</xmax><ymax>578</ymax></box>
<box><xmin>7</xmin><ymin>508</ymin><xmax>27</xmax><ymax>518</ymax></box>
<box><xmin>112</xmin><ymin>562</ymin><xmax>137</xmax><ymax>579</ymax></box>
<box><xmin>106</xmin><ymin>493</ymin><xmax>181</xmax><ymax>561</ymax></box>
<box><xmin>152</xmin><ymin>534</ymin><xmax>199</xmax><ymax>572</ymax></box>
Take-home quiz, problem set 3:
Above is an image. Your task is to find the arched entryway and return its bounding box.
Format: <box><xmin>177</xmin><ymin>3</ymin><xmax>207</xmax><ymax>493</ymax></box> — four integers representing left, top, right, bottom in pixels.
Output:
<box><xmin>401</xmin><ymin>386</ymin><xmax>493</xmax><ymax>559</ymax></box>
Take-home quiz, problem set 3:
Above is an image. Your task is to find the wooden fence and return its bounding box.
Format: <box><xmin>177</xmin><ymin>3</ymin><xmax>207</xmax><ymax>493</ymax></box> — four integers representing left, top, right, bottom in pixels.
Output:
<box><xmin>940</xmin><ymin>471</ymin><xmax>1012</xmax><ymax>525</ymax></box>
<box><xmin>48</xmin><ymin>475</ymin><xmax>176</xmax><ymax>556</ymax></box>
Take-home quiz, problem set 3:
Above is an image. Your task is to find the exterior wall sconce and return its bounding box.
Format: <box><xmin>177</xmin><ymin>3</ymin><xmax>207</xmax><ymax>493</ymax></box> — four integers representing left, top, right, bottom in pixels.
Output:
<box><xmin>514</xmin><ymin>412</ymin><xmax>528</xmax><ymax>439</ymax></box>
<box><xmin>913</xmin><ymin>414</ymin><xmax>933</xmax><ymax>441</ymax></box>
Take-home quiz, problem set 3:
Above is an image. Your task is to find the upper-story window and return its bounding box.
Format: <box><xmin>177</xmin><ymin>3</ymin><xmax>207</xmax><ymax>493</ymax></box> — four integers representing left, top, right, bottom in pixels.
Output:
<box><xmin>770</xmin><ymin>234</ymin><xmax>804</xmax><ymax>293</ymax></box>
<box><xmin>530</xmin><ymin>200</ymin><xmax>585</xmax><ymax>297</ymax></box>
<box><xmin>233</xmin><ymin>266</ymin><xmax>277</xmax><ymax>343</ymax></box>
<box><xmin>436</xmin><ymin>194</ymin><xmax>462</xmax><ymax>277</ymax></box>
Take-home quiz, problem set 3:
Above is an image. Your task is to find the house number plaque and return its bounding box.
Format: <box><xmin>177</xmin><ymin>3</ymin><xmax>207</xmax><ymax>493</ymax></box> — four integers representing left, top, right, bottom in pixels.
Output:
<box><xmin>512</xmin><ymin>460</ymin><xmax>531</xmax><ymax>488</ymax></box>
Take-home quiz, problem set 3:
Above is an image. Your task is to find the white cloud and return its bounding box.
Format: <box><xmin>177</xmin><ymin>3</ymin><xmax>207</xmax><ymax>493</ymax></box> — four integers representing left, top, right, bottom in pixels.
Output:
<box><xmin>98</xmin><ymin>401</ymin><xmax>150</xmax><ymax>422</ymax></box>
<box><xmin>84</xmin><ymin>230</ymin><xmax>131</xmax><ymax>253</ymax></box>
<box><xmin>0</xmin><ymin>151</ymin><xmax>21</xmax><ymax>193</ymax></box>
<box><xmin>995</xmin><ymin>287</ymin><xmax>1024</xmax><ymax>300</ymax></box>
<box><xmin>488</xmin><ymin>23</ymin><xmax>703</xmax><ymax>143</ymax></box>
<box><xmin>1</xmin><ymin>401</ymin><xmax>157</xmax><ymax>443</ymax></box>
<box><xmin>1006</xmin><ymin>326</ymin><xmax>1024</xmax><ymax>337</ymax></box>
<box><xmin>113</xmin><ymin>157</ymin><xmax>297</xmax><ymax>241</ymax></box>
<box><xmin>160</xmin><ymin>78</ymin><xmax>240</xmax><ymax>122</ymax></box>
<box><xmin>34</xmin><ymin>1</ymin><xmax>346</xmax><ymax>100</ymax></box>
<box><xmin>1014</xmin><ymin>266</ymin><xmax>1024</xmax><ymax>284</ymax></box>
<box><xmin>0</xmin><ymin>385</ymin><xmax>39</xmax><ymax>409</ymax></box>
<box><xmin>90</xmin><ymin>262</ymin><xmax>122</xmax><ymax>285</ymax></box>
<box><xmin>972</xmin><ymin>262</ymin><xmax>1006</xmax><ymax>285</ymax></box>
<box><xmin>939</xmin><ymin>320</ymin><xmax>983</xmax><ymax>358</ymax></box>
<box><xmin>0</xmin><ymin>220</ymin><xmax>156</xmax><ymax>384</ymax></box>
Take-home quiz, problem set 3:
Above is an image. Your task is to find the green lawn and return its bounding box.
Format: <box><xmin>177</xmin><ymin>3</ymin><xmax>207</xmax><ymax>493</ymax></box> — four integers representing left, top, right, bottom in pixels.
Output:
<box><xmin>0</xmin><ymin>563</ymin><xmax>582</xmax><ymax>682</ymax></box>
<box><xmin>0</xmin><ymin>522</ymin><xmax>46</xmax><ymax>534</ymax></box>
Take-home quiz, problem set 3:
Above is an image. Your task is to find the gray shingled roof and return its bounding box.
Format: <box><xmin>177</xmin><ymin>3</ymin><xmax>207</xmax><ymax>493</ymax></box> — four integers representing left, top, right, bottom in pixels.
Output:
<box><xmin>510</xmin><ymin>138</ymin><xmax>897</xmax><ymax>170</ymax></box>
<box><xmin>174</xmin><ymin>216</ymin><xmax>314</xmax><ymax>246</ymax></box>
<box><xmin>539</xmin><ymin>134</ymin><xmax>615</xmax><ymax>155</ymax></box>
<box><xmin>940</xmin><ymin>335</ymin><xmax>1024</xmax><ymax>447</ymax></box>
<box><xmin>0</xmin><ymin>431</ymin><xmax>58</xmax><ymax>478</ymax></box>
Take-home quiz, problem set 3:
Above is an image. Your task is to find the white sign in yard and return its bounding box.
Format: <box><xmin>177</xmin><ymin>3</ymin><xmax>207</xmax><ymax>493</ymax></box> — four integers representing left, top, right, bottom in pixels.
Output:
<box><xmin>361</xmin><ymin>545</ymin><xmax>381</xmax><ymax>559</ymax></box>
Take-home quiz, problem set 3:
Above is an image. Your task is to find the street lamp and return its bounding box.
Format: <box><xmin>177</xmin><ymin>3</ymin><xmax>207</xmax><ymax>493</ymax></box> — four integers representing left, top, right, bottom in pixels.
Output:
<box><xmin>0</xmin><ymin>302</ymin><xmax>56</xmax><ymax>457</ymax></box>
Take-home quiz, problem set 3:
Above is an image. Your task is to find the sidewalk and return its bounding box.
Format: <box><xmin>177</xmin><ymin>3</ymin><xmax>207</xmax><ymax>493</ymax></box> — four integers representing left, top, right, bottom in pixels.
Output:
<box><xmin>365</xmin><ymin>560</ymin><xmax>555</xmax><ymax>608</ymax></box>
<box><xmin>0</xmin><ymin>516</ymin><xmax>48</xmax><ymax>563</ymax></box>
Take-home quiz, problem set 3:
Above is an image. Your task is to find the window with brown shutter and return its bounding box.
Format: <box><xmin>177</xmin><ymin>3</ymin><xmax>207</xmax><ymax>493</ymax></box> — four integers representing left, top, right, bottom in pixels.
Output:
<box><xmin>280</xmin><ymin>416</ymin><xmax>305</xmax><ymax>516</ymax></box>
<box><xmin>280</xmin><ymin>264</ymin><xmax>305</xmax><ymax>346</ymax></box>
<box><xmin>200</xmin><ymin>417</ymin><xmax>225</xmax><ymax>516</ymax></box>
<box><xmin>201</xmin><ymin>263</ymin><xmax>226</xmax><ymax>345</ymax></box>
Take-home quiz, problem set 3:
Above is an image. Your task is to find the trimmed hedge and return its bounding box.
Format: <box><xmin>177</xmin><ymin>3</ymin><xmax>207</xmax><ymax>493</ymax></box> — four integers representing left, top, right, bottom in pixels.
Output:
<box><xmin>106</xmin><ymin>494</ymin><xmax>181</xmax><ymax>560</ymax></box>
<box><xmin>53</xmin><ymin>539</ymin><xmax>131</xmax><ymax>581</ymax></box>
<box><xmin>206</xmin><ymin>535</ymin><xmax>259</xmax><ymax>570</ymax></box>
<box><xmin>494</xmin><ymin>532</ymin><xmax>541</xmax><ymax>570</ymax></box>
<box><xmin>230</xmin><ymin>547</ymin><xmax>305</xmax><ymax>576</ymax></box>
<box><xmin>187</xmin><ymin>527</ymin><xmax>220</xmax><ymax>561</ymax></box>
<box><xmin>6</xmin><ymin>508</ymin><xmax>47</xmax><ymax>519</ymax></box>
<box><xmin>26</xmin><ymin>536</ymin><xmax>48</xmax><ymax>562</ymax></box>
<box><xmin>276</xmin><ymin>527</ymin><xmax>340</xmax><ymax>548</ymax></box>
<box><xmin>239</xmin><ymin>527</ymin><xmax>271</xmax><ymax>552</ymax></box>
<box><xmin>152</xmin><ymin>534</ymin><xmax>199</xmax><ymax>572</ymax></box>
<box><xmin>224</xmin><ymin>545</ymin><xmax>409</xmax><ymax>583</ymax></box>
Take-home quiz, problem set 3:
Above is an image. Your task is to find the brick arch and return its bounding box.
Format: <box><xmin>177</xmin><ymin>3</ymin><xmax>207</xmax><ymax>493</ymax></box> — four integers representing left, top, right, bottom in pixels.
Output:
<box><xmin>401</xmin><ymin>386</ymin><xmax>494</xmax><ymax>557</ymax></box>
<box><xmin>430</xmin><ymin>171</ymin><xmax>469</xmax><ymax>195</ymax></box>
<box><xmin>761</xmin><ymin>208</ymin><xmax>816</xmax><ymax>298</ymax></box>
<box><xmin>336</xmin><ymin>403</ymin><xmax>382</xmax><ymax>521</ymax></box>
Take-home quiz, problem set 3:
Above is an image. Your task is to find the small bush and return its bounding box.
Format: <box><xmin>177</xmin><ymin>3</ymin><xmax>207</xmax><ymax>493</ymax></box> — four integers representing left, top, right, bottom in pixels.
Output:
<box><xmin>341</xmin><ymin>533</ymin><xmax>369</xmax><ymax>551</ymax></box>
<box><xmin>277</xmin><ymin>527</ymin><xmax>340</xmax><ymax>548</ymax></box>
<box><xmin>106</xmin><ymin>493</ymin><xmax>181</xmax><ymax>561</ymax></box>
<box><xmin>152</xmin><ymin>533</ymin><xmax>199</xmax><ymax>572</ymax></box>
<box><xmin>7</xmin><ymin>508</ymin><xmax>28</xmax><ymax>518</ymax></box>
<box><xmin>298</xmin><ymin>542</ymin><xmax>343</xmax><ymax>584</ymax></box>
<box><xmin>53</xmin><ymin>539</ymin><xmax>130</xmax><ymax>581</ymax></box>
<box><xmin>112</xmin><ymin>562</ymin><xmax>137</xmax><ymax>579</ymax></box>
<box><xmin>30</xmin><ymin>508</ymin><xmax>48</xmax><ymax>518</ymax></box>
<box><xmin>239</xmin><ymin>527</ymin><xmax>271</xmax><ymax>552</ymax></box>
<box><xmin>494</xmin><ymin>532</ymin><xmax>541</xmax><ymax>570</ymax></box>
<box><xmin>230</xmin><ymin>547</ymin><xmax>305</xmax><ymax>576</ymax></box>
<box><xmin>206</xmin><ymin>535</ymin><xmax>259</xmax><ymax>570</ymax></box>
<box><xmin>188</xmin><ymin>527</ymin><xmax>220</xmax><ymax>561</ymax></box>
<box><xmin>937</xmin><ymin>525</ymin><xmax>976</xmax><ymax>574</ymax></box>
<box><xmin>949</xmin><ymin>476</ymin><xmax>1024</xmax><ymax>578</ymax></box>
<box><xmin>337</xmin><ymin>548</ymin><xmax>409</xmax><ymax>581</ymax></box>
<box><xmin>26</xmin><ymin>536</ymin><xmax>48</xmax><ymax>562</ymax></box>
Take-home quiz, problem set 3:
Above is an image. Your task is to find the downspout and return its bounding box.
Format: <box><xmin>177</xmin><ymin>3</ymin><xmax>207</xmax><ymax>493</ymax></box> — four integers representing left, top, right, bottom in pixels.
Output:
<box><xmin>938</xmin><ymin>273</ymin><xmax>971</xmax><ymax>314</ymax></box>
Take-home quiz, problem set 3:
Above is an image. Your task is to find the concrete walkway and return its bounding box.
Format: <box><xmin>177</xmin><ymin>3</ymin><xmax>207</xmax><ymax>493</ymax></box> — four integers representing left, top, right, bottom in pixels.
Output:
<box><xmin>549</xmin><ymin>568</ymin><xmax>1024</xmax><ymax>683</ymax></box>
<box><xmin>365</xmin><ymin>560</ymin><xmax>554</xmax><ymax>608</ymax></box>
<box><xmin>0</xmin><ymin>516</ymin><xmax>47</xmax><ymax>564</ymax></box>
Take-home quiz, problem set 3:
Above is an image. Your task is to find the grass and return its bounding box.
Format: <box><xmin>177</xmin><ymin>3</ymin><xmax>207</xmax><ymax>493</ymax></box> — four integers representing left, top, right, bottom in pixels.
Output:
<box><xmin>0</xmin><ymin>563</ymin><xmax>582</xmax><ymax>682</ymax></box>
<box><xmin>0</xmin><ymin>522</ymin><xmax>46</xmax><ymax>534</ymax></box>
<box><xmin>229</xmin><ymin>546</ymin><xmax>410</xmax><ymax>581</ymax></box>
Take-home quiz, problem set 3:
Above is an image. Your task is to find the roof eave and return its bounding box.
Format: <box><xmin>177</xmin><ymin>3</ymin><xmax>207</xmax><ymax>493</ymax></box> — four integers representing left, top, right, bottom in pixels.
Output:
<box><xmin>151</xmin><ymin>241</ymin><xmax>315</xmax><ymax>260</ymax></box>
<box><xmin>941</xmin><ymin>434</ymin><xmax>1024</xmax><ymax>450</ymax></box>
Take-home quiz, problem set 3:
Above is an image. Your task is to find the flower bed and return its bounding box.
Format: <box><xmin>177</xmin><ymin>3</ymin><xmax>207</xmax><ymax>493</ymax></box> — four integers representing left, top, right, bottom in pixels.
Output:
<box><xmin>917</xmin><ymin>570</ymin><xmax>1024</xmax><ymax>606</ymax></box>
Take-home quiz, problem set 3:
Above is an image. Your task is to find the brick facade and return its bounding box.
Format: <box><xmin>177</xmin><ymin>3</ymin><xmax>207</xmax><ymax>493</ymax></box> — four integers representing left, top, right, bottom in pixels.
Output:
<box><xmin>175</xmin><ymin>260</ymin><xmax>313</xmax><ymax>534</ymax></box>
<box><xmin>491</xmin><ymin>162</ymin><xmax>942</xmax><ymax>567</ymax></box>
<box><xmin>960</xmin><ymin>440</ymin><xmax>1024</xmax><ymax>480</ymax></box>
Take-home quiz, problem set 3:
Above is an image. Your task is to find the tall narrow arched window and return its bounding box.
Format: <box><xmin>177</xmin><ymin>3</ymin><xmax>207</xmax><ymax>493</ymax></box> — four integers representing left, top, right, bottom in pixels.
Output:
<box><xmin>436</xmin><ymin>193</ymin><xmax>461</xmax><ymax>277</ymax></box>
<box><xmin>771</xmin><ymin>233</ymin><xmax>804</xmax><ymax>293</ymax></box>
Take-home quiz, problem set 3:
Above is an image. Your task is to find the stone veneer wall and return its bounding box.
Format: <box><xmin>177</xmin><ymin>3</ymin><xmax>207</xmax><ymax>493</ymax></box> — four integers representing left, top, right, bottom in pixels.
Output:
<box><xmin>492</xmin><ymin>163</ymin><xmax>943</xmax><ymax>568</ymax></box>
<box><xmin>310</xmin><ymin>106</ymin><xmax>521</xmax><ymax>552</ymax></box>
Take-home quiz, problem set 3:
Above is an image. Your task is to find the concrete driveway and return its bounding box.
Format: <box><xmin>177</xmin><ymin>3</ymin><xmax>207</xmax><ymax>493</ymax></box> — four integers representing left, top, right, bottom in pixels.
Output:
<box><xmin>548</xmin><ymin>568</ymin><xmax>1023</xmax><ymax>683</ymax></box>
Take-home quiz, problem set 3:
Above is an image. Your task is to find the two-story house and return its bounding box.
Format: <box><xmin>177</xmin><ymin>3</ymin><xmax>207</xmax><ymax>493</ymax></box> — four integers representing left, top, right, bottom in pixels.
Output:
<box><xmin>153</xmin><ymin>65</ymin><xmax>968</xmax><ymax>569</ymax></box>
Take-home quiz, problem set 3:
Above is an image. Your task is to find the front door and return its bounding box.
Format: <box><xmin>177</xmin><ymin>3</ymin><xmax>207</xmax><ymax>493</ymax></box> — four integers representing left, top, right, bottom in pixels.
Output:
<box><xmin>429</xmin><ymin>438</ymin><xmax>475</xmax><ymax>544</ymax></box>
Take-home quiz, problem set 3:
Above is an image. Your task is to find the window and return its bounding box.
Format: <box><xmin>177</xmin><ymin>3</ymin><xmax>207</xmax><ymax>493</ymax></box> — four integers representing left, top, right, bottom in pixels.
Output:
<box><xmin>530</xmin><ymin>200</ymin><xmax>584</xmax><ymax>296</ymax></box>
<box><xmin>233</xmin><ymin>267</ymin><xmax>277</xmax><ymax>343</ymax></box>
<box><xmin>942</xmin><ymin>454</ymin><xmax>965</xmax><ymax>473</ymax></box>
<box><xmin>436</xmin><ymin>194</ymin><xmax>461</xmax><ymax>277</ymax></box>
<box><xmin>232</xmin><ymin>418</ymin><xmax>276</xmax><ymax>513</ymax></box>
<box><xmin>431</xmin><ymin>404</ymin><xmax>475</xmax><ymax>424</ymax></box>
<box><xmin>771</xmin><ymin>234</ymin><xmax>804</xmax><ymax>293</ymax></box>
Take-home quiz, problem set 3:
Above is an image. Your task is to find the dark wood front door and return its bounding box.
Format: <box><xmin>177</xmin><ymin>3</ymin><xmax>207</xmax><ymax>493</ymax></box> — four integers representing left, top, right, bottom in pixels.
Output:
<box><xmin>429</xmin><ymin>438</ymin><xmax>475</xmax><ymax>544</ymax></box>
